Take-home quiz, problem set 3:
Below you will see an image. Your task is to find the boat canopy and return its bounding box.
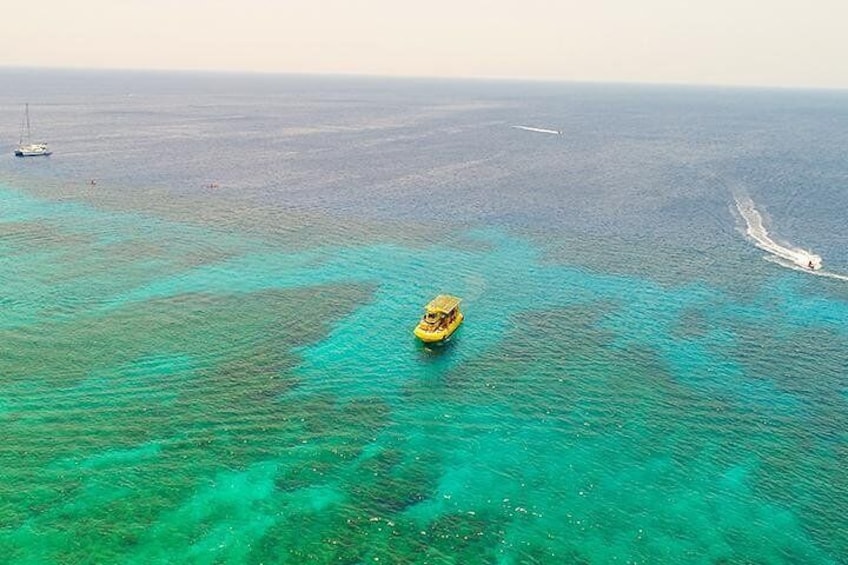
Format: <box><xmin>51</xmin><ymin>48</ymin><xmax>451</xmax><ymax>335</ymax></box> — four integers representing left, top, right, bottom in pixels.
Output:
<box><xmin>424</xmin><ymin>295</ymin><xmax>461</xmax><ymax>314</ymax></box>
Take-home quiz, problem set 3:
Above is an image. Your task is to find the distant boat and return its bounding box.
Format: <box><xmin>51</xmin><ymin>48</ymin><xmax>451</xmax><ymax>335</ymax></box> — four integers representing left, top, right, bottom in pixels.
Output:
<box><xmin>14</xmin><ymin>104</ymin><xmax>51</xmax><ymax>157</ymax></box>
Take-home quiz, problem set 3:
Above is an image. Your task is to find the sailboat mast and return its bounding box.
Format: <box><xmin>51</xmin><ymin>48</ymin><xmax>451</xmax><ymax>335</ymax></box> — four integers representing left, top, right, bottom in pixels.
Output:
<box><xmin>25</xmin><ymin>103</ymin><xmax>31</xmax><ymax>140</ymax></box>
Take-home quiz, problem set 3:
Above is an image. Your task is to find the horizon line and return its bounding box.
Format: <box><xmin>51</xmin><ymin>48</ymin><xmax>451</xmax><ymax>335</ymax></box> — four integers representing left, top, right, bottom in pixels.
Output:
<box><xmin>2</xmin><ymin>64</ymin><xmax>847</xmax><ymax>94</ymax></box>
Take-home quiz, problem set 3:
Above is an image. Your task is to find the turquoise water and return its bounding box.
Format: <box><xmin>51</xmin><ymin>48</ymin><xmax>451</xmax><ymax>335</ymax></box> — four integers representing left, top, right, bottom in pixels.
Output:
<box><xmin>1</xmin><ymin>72</ymin><xmax>847</xmax><ymax>563</ymax></box>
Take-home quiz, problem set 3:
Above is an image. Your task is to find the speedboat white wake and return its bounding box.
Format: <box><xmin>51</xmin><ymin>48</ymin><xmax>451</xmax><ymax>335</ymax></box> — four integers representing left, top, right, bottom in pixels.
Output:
<box><xmin>735</xmin><ymin>195</ymin><xmax>823</xmax><ymax>271</ymax></box>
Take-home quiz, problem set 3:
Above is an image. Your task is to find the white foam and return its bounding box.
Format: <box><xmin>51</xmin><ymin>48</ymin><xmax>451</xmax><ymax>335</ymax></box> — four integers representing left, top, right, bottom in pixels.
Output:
<box><xmin>735</xmin><ymin>196</ymin><xmax>823</xmax><ymax>272</ymax></box>
<box><xmin>819</xmin><ymin>271</ymin><xmax>848</xmax><ymax>282</ymax></box>
<box><xmin>764</xmin><ymin>256</ymin><xmax>848</xmax><ymax>281</ymax></box>
<box><xmin>512</xmin><ymin>125</ymin><xmax>562</xmax><ymax>135</ymax></box>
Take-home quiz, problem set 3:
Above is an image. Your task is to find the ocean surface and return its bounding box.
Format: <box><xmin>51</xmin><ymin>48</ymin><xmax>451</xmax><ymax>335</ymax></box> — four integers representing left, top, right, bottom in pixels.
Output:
<box><xmin>1</xmin><ymin>68</ymin><xmax>847</xmax><ymax>564</ymax></box>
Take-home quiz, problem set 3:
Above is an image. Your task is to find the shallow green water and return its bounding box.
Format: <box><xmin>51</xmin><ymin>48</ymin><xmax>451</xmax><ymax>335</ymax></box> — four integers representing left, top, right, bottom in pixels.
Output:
<box><xmin>2</xmin><ymin>181</ymin><xmax>846</xmax><ymax>564</ymax></box>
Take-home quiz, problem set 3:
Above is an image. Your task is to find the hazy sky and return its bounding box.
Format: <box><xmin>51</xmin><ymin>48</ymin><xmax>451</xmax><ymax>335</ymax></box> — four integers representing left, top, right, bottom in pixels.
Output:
<box><xmin>3</xmin><ymin>0</ymin><xmax>847</xmax><ymax>89</ymax></box>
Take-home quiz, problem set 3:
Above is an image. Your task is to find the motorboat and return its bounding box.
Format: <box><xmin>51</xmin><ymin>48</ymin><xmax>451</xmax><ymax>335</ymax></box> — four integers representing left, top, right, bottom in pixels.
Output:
<box><xmin>413</xmin><ymin>295</ymin><xmax>464</xmax><ymax>343</ymax></box>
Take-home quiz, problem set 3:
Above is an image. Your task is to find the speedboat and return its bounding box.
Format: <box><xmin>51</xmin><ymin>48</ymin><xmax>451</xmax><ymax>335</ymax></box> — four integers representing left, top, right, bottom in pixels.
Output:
<box><xmin>413</xmin><ymin>295</ymin><xmax>464</xmax><ymax>343</ymax></box>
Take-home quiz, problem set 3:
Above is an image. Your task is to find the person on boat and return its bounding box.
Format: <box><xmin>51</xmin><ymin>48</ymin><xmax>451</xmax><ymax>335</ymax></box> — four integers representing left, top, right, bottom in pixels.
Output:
<box><xmin>808</xmin><ymin>260</ymin><xmax>814</xmax><ymax>270</ymax></box>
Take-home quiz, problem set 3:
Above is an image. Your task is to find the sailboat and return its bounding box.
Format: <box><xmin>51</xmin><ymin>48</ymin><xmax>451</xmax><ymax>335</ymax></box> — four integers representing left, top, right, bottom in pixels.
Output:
<box><xmin>14</xmin><ymin>103</ymin><xmax>51</xmax><ymax>157</ymax></box>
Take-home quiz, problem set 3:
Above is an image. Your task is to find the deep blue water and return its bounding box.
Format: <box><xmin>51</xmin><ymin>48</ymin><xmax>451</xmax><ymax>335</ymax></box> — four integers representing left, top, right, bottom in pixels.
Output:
<box><xmin>1</xmin><ymin>69</ymin><xmax>847</xmax><ymax>564</ymax></box>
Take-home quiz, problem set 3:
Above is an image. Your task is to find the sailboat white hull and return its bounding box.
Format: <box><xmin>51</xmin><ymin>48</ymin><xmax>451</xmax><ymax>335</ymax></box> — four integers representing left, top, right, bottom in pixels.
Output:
<box><xmin>15</xmin><ymin>143</ymin><xmax>52</xmax><ymax>157</ymax></box>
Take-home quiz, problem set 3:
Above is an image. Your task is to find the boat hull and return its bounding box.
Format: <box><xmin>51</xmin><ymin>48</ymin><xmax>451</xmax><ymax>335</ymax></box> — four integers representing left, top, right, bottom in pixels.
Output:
<box><xmin>414</xmin><ymin>312</ymin><xmax>464</xmax><ymax>343</ymax></box>
<box><xmin>15</xmin><ymin>144</ymin><xmax>51</xmax><ymax>157</ymax></box>
<box><xmin>14</xmin><ymin>150</ymin><xmax>52</xmax><ymax>157</ymax></box>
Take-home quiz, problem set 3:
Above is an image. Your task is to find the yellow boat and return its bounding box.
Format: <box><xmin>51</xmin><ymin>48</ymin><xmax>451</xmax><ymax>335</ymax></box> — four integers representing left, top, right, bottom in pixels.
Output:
<box><xmin>413</xmin><ymin>295</ymin><xmax>464</xmax><ymax>343</ymax></box>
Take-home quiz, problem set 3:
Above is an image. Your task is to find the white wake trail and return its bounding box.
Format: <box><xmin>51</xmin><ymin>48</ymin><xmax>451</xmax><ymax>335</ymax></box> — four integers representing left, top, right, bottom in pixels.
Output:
<box><xmin>735</xmin><ymin>195</ymin><xmax>824</xmax><ymax>272</ymax></box>
<box><xmin>763</xmin><ymin>256</ymin><xmax>848</xmax><ymax>281</ymax></box>
<box><xmin>816</xmin><ymin>270</ymin><xmax>848</xmax><ymax>282</ymax></box>
<box><xmin>512</xmin><ymin>125</ymin><xmax>562</xmax><ymax>135</ymax></box>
